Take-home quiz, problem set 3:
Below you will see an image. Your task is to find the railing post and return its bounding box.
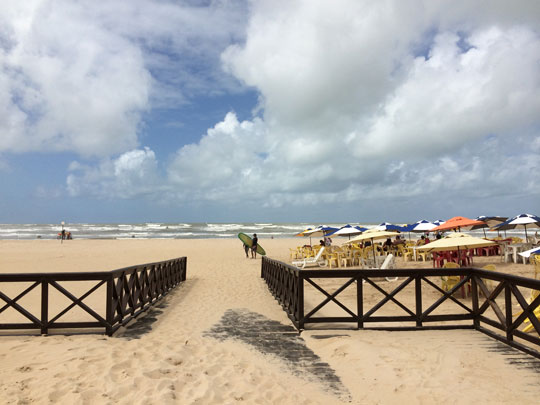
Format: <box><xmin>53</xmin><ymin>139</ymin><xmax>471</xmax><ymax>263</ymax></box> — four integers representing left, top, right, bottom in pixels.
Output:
<box><xmin>505</xmin><ymin>281</ymin><xmax>513</xmax><ymax>341</ymax></box>
<box><xmin>106</xmin><ymin>275</ymin><xmax>114</xmax><ymax>336</ymax></box>
<box><xmin>415</xmin><ymin>273</ymin><xmax>422</xmax><ymax>328</ymax></box>
<box><xmin>297</xmin><ymin>272</ymin><xmax>304</xmax><ymax>330</ymax></box>
<box><xmin>183</xmin><ymin>257</ymin><xmax>187</xmax><ymax>281</ymax></box>
<box><xmin>357</xmin><ymin>272</ymin><xmax>363</xmax><ymax>329</ymax></box>
<box><xmin>41</xmin><ymin>278</ymin><xmax>48</xmax><ymax>335</ymax></box>
<box><xmin>471</xmin><ymin>272</ymin><xmax>479</xmax><ymax>329</ymax></box>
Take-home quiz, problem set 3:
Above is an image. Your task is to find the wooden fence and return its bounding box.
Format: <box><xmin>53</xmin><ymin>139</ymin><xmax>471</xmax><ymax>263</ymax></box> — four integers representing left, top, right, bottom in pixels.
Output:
<box><xmin>0</xmin><ymin>257</ymin><xmax>187</xmax><ymax>336</ymax></box>
<box><xmin>261</xmin><ymin>257</ymin><xmax>540</xmax><ymax>359</ymax></box>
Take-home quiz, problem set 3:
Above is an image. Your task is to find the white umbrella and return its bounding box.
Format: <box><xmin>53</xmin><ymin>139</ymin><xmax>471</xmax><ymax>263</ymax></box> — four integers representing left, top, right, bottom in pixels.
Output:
<box><xmin>408</xmin><ymin>220</ymin><xmax>437</xmax><ymax>232</ymax></box>
<box><xmin>303</xmin><ymin>225</ymin><xmax>339</xmax><ymax>237</ymax></box>
<box><xmin>493</xmin><ymin>214</ymin><xmax>540</xmax><ymax>241</ymax></box>
<box><xmin>326</xmin><ymin>224</ymin><xmax>366</xmax><ymax>239</ymax></box>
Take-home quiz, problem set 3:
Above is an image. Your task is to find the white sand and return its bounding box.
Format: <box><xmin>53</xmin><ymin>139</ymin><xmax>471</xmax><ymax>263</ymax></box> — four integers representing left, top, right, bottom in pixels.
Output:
<box><xmin>0</xmin><ymin>238</ymin><xmax>539</xmax><ymax>404</ymax></box>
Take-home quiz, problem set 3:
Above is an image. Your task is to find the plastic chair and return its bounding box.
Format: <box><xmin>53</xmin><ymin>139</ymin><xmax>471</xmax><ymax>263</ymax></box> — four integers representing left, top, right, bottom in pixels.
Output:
<box><xmin>381</xmin><ymin>254</ymin><xmax>398</xmax><ymax>281</ymax></box>
<box><xmin>292</xmin><ymin>247</ymin><xmax>327</xmax><ymax>268</ymax></box>
<box><xmin>417</xmin><ymin>250</ymin><xmax>430</xmax><ymax>262</ymax></box>
<box><xmin>521</xmin><ymin>290</ymin><xmax>540</xmax><ymax>333</ymax></box>
<box><xmin>441</xmin><ymin>262</ymin><xmax>461</xmax><ymax>293</ymax></box>
<box><xmin>432</xmin><ymin>252</ymin><xmax>446</xmax><ymax>268</ymax></box>
<box><xmin>532</xmin><ymin>254</ymin><xmax>540</xmax><ymax>279</ymax></box>
<box><xmin>401</xmin><ymin>246</ymin><xmax>414</xmax><ymax>261</ymax></box>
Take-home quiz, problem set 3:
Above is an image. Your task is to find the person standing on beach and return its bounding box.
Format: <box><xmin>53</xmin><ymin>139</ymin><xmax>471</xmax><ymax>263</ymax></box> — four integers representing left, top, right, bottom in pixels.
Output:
<box><xmin>251</xmin><ymin>234</ymin><xmax>258</xmax><ymax>258</ymax></box>
<box><xmin>243</xmin><ymin>243</ymin><xmax>250</xmax><ymax>258</ymax></box>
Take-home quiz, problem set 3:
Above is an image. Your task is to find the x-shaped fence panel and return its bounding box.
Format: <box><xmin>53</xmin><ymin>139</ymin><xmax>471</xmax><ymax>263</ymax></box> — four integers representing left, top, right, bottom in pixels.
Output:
<box><xmin>261</xmin><ymin>258</ymin><xmax>540</xmax><ymax>359</ymax></box>
<box><xmin>0</xmin><ymin>257</ymin><xmax>187</xmax><ymax>335</ymax></box>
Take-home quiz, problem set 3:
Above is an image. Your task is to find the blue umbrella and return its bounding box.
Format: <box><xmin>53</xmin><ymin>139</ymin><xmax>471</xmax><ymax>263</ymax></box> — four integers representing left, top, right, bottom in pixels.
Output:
<box><xmin>492</xmin><ymin>214</ymin><xmax>540</xmax><ymax>240</ymax></box>
<box><xmin>375</xmin><ymin>222</ymin><xmax>406</xmax><ymax>232</ymax></box>
<box><xmin>303</xmin><ymin>225</ymin><xmax>339</xmax><ymax>238</ymax></box>
<box><xmin>326</xmin><ymin>224</ymin><xmax>367</xmax><ymax>239</ymax></box>
<box><xmin>470</xmin><ymin>216</ymin><xmax>508</xmax><ymax>237</ymax></box>
<box><xmin>407</xmin><ymin>220</ymin><xmax>437</xmax><ymax>232</ymax></box>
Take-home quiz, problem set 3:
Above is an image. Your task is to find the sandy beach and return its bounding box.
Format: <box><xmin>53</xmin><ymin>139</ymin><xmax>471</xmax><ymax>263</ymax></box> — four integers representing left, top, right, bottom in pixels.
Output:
<box><xmin>1</xmin><ymin>238</ymin><xmax>539</xmax><ymax>404</ymax></box>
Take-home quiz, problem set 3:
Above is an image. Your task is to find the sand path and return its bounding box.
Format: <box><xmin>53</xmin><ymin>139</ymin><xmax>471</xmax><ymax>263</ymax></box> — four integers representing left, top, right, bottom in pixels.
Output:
<box><xmin>1</xmin><ymin>239</ymin><xmax>540</xmax><ymax>404</ymax></box>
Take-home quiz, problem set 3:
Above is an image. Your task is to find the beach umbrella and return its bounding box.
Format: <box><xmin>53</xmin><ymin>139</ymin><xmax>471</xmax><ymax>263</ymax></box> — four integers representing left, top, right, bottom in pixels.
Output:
<box><xmin>402</xmin><ymin>220</ymin><xmax>437</xmax><ymax>240</ymax></box>
<box><xmin>303</xmin><ymin>225</ymin><xmax>339</xmax><ymax>237</ymax></box>
<box><xmin>295</xmin><ymin>227</ymin><xmax>314</xmax><ymax>237</ymax></box>
<box><xmin>374</xmin><ymin>222</ymin><xmax>406</xmax><ymax>232</ymax></box>
<box><xmin>433</xmin><ymin>219</ymin><xmax>446</xmax><ymax>226</ymax></box>
<box><xmin>326</xmin><ymin>224</ymin><xmax>367</xmax><ymax>239</ymax></box>
<box><xmin>295</xmin><ymin>226</ymin><xmax>316</xmax><ymax>246</ymax></box>
<box><xmin>431</xmin><ymin>216</ymin><xmax>485</xmax><ymax>232</ymax></box>
<box><xmin>344</xmin><ymin>230</ymin><xmax>399</xmax><ymax>263</ymax></box>
<box><xmin>407</xmin><ymin>219</ymin><xmax>437</xmax><ymax>233</ymax></box>
<box><xmin>468</xmin><ymin>216</ymin><xmax>508</xmax><ymax>237</ymax></box>
<box><xmin>492</xmin><ymin>214</ymin><xmax>540</xmax><ymax>241</ymax></box>
<box><xmin>416</xmin><ymin>233</ymin><xmax>497</xmax><ymax>266</ymax></box>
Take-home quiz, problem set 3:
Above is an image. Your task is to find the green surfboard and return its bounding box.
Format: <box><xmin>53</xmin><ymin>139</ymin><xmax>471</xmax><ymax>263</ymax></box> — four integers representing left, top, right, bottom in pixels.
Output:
<box><xmin>238</xmin><ymin>232</ymin><xmax>266</xmax><ymax>256</ymax></box>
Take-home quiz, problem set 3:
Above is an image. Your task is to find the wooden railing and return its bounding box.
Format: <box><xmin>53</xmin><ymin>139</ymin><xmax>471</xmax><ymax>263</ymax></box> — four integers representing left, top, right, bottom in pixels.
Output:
<box><xmin>261</xmin><ymin>257</ymin><xmax>540</xmax><ymax>359</ymax></box>
<box><xmin>0</xmin><ymin>257</ymin><xmax>187</xmax><ymax>336</ymax></box>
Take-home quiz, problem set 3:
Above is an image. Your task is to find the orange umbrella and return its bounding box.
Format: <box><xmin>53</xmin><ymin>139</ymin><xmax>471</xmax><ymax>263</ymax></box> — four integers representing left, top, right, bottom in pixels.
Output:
<box><xmin>430</xmin><ymin>216</ymin><xmax>486</xmax><ymax>232</ymax></box>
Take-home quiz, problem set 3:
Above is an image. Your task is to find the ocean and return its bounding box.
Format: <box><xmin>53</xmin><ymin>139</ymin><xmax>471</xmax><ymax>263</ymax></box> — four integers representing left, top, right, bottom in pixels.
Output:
<box><xmin>0</xmin><ymin>223</ymin><xmax>527</xmax><ymax>240</ymax></box>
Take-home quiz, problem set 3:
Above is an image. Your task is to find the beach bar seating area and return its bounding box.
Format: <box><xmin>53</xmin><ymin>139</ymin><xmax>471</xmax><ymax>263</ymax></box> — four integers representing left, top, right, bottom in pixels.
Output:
<box><xmin>290</xmin><ymin>235</ymin><xmax>538</xmax><ymax>270</ymax></box>
<box><xmin>0</xmin><ymin>257</ymin><xmax>187</xmax><ymax>336</ymax></box>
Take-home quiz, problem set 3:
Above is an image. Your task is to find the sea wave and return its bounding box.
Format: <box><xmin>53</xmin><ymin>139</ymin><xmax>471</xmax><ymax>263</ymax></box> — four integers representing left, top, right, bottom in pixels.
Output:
<box><xmin>0</xmin><ymin>223</ymin><xmax>530</xmax><ymax>241</ymax></box>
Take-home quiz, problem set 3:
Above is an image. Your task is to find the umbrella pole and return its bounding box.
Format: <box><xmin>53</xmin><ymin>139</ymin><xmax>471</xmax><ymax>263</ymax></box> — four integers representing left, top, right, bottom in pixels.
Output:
<box><xmin>483</xmin><ymin>228</ymin><xmax>486</xmax><ymax>238</ymax></box>
<box><xmin>524</xmin><ymin>225</ymin><xmax>528</xmax><ymax>242</ymax></box>
<box><xmin>372</xmin><ymin>238</ymin><xmax>377</xmax><ymax>266</ymax></box>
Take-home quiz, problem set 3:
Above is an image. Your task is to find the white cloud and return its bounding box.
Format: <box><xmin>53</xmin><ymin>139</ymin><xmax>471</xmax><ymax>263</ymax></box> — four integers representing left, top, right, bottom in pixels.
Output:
<box><xmin>167</xmin><ymin>1</ymin><xmax>540</xmax><ymax>210</ymax></box>
<box><xmin>0</xmin><ymin>0</ymin><xmax>248</xmax><ymax>157</ymax></box>
<box><xmin>67</xmin><ymin>147</ymin><xmax>162</xmax><ymax>198</ymax></box>
<box><xmin>54</xmin><ymin>0</ymin><xmax>540</xmax><ymax>216</ymax></box>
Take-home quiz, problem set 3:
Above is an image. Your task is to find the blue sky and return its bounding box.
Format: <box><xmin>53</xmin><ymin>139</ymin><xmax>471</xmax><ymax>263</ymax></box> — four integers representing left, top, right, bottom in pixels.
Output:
<box><xmin>0</xmin><ymin>0</ymin><xmax>539</xmax><ymax>224</ymax></box>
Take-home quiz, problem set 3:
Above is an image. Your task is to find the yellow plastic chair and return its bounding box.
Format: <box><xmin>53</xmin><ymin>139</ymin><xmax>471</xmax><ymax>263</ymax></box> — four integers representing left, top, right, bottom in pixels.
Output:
<box><xmin>532</xmin><ymin>254</ymin><xmax>540</xmax><ymax>279</ymax></box>
<box><xmin>514</xmin><ymin>288</ymin><xmax>540</xmax><ymax>318</ymax></box>
<box><xmin>521</xmin><ymin>290</ymin><xmax>540</xmax><ymax>333</ymax></box>
<box><xmin>289</xmin><ymin>248</ymin><xmax>301</xmax><ymax>260</ymax></box>
<box><xmin>417</xmin><ymin>250</ymin><xmax>431</xmax><ymax>262</ymax></box>
<box><xmin>441</xmin><ymin>262</ymin><xmax>461</xmax><ymax>292</ymax></box>
<box><xmin>400</xmin><ymin>246</ymin><xmax>414</xmax><ymax>261</ymax></box>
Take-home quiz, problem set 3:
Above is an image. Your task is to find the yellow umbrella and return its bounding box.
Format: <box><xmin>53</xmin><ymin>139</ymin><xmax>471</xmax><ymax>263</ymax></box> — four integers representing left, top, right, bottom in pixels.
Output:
<box><xmin>417</xmin><ymin>234</ymin><xmax>497</xmax><ymax>266</ymax></box>
<box><xmin>344</xmin><ymin>229</ymin><xmax>399</xmax><ymax>244</ymax></box>
<box><xmin>344</xmin><ymin>230</ymin><xmax>399</xmax><ymax>263</ymax></box>
<box><xmin>416</xmin><ymin>234</ymin><xmax>497</xmax><ymax>252</ymax></box>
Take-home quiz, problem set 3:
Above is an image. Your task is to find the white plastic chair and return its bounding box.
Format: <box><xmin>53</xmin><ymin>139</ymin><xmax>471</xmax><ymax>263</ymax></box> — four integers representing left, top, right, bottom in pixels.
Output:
<box><xmin>292</xmin><ymin>247</ymin><xmax>328</xmax><ymax>269</ymax></box>
<box><xmin>380</xmin><ymin>254</ymin><xmax>397</xmax><ymax>281</ymax></box>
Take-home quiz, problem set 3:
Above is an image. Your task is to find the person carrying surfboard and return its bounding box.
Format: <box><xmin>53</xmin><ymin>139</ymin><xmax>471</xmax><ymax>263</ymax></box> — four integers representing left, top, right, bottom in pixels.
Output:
<box><xmin>251</xmin><ymin>234</ymin><xmax>258</xmax><ymax>259</ymax></box>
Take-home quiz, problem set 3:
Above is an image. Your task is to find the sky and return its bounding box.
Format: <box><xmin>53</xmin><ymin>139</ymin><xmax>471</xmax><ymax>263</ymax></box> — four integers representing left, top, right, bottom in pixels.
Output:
<box><xmin>0</xmin><ymin>0</ymin><xmax>539</xmax><ymax>224</ymax></box>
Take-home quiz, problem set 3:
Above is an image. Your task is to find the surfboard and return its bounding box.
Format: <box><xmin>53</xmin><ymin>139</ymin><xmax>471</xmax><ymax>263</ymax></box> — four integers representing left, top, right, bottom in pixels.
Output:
<box><xmin>238</xmin><ymin>232</ymin><xmax>266</xmax><ymax>256</ymax></box>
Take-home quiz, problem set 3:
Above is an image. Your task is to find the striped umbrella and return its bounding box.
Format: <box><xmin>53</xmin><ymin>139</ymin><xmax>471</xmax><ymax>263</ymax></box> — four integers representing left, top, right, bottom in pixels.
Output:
<box><xmin>492</xmin><ymin>214</ymin><xmax>540</xmax><ymax>241</ymax></box>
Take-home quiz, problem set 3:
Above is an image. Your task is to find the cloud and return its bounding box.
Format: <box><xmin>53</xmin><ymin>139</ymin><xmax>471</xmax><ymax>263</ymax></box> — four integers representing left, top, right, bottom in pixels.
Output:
<box><xmin>67</xmin><ymin>147</ymin><xmax>162</xmax><ymax>198</ymax></box>
<box><xmin>59</xmin><ymin>0</ymin><xmax>540</xmax><ymax>216</ymax></box>
<box><xmin>0</xmin><ymin>0</ymin><xmax>248</xmax><ymax>157</ymax></box>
